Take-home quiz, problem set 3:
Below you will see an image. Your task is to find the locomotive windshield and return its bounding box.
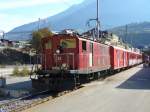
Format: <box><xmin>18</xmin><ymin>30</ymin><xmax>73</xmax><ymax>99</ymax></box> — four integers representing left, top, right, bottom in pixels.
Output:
<box><xmin>60</xmin><ymin>38</ymin><xmax>76</xmax><ymax>48</ymax></box>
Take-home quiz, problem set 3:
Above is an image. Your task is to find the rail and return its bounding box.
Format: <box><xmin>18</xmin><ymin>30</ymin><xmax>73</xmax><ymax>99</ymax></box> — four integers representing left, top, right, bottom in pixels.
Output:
<box><xmin>0</xmin><ymin>87</ymin><xmax>81</xmax><ymax>112</ymax></box>
<box><xmin>0</xmin><ymin>90</ymin><xmax>49</xmax><ymax>112</ymax></box>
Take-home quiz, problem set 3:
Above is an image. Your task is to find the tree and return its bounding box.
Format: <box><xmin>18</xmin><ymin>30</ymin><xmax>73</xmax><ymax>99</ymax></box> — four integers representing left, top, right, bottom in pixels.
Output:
<box><xmin>31</xmin><ymin>28</ymin><xmax>53</xmax><ymax>53</ymax></box>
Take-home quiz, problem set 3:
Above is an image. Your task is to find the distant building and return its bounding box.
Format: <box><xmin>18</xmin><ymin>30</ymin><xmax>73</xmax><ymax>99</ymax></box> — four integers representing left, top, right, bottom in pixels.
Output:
<box><xmin>0</xmin><ymin>39</ymin><xmax>31</xmax><ymax>51</ymax></box>
<box><xmin>0</xmin><ymin>39</ymin><xmax>14</xmax><ymax>47</ymax></box>
<box><xmin>143</xmin><ymin>45</ymin><xmax>150</xmax><ymax>51</ymax></box>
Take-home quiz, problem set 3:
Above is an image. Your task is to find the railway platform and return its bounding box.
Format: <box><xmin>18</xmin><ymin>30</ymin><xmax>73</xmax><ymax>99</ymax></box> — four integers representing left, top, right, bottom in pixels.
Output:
<box><xmin>24</xmin><ymin>64</ymin><xmax>150</xmax><ymax>112</ymax></box>
<box><xmin>0</xmin><ymin>65</ymin><xmax>33</xmax><ymax>98</ymax></box>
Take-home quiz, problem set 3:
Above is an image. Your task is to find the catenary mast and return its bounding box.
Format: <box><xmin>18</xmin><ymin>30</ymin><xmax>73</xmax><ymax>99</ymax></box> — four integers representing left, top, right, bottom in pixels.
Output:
<box><xmin>97</xmin><ymin>0</ymin><xmax>100</xmax><ymax>39</ymax></box>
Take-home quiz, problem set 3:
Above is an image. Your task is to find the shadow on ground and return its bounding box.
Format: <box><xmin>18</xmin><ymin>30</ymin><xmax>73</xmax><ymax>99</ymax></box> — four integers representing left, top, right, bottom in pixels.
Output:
<box><xmin>0</xmin><ymin>80</ymin><xmax>32</xmax><ymax>102</ymax></box>
<box><xmin>117</xmin><ymin>67</ymin><xmax>150</xmax><ymax>90</ymax></box>
<box><xmin>6</xmin><ymin>80</ymin><xmax>32</xmax><ymax>90</ymax></box>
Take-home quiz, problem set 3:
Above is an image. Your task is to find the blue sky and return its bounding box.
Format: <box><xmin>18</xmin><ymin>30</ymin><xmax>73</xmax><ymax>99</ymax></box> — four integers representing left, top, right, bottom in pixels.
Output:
<box><xmin>0</xmin><ymin>0</ymin><xmax>84</xmax><ymax>32</ymax></box>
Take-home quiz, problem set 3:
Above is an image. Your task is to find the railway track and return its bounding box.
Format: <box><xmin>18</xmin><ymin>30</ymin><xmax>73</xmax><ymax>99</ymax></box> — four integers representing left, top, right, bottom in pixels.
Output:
<box><xmin>0</xmin><ymin>88</ymin><xmax>77</xmax><ymax>112</ymax></box>
<box><xmin>0</xmin><ymin>65</ymin><xmax>135</xmax><ymax>112</ymax></box>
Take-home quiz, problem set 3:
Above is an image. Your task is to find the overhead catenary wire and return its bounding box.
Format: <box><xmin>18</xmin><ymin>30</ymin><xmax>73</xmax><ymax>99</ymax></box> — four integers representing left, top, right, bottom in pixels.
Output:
<box><xmin>86</xmin><ymin>0</ymin><xmax>100</xmax><ymax>40</ymax></box>
<box><xmin>97</xmin><ymin>0</ymin><xmax>100</xmax><ymax>39</ymax></box>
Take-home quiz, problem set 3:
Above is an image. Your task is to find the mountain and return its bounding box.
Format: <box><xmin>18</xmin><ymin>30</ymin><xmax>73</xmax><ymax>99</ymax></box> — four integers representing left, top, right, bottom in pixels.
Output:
<box><xmin>6</xmin><ymin>0</ymin><xmax>150</xmax><ymax>46</ymax></box>
<box><xmin>109</xmin><ymin>22</ymin><xmax>150</xmax><ymax>48</ymax></box>
<box><xmin>8</xmin><ymin>0</ymin><xmax>95</xmax><ymax>33</ymax></box>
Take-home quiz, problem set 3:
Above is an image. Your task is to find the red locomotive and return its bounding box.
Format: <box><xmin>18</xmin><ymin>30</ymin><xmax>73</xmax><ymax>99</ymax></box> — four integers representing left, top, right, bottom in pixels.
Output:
<box><xmin>31</xmin><ymin>30</ymin><xmax>143</xmax><ymax>90</ymax></box>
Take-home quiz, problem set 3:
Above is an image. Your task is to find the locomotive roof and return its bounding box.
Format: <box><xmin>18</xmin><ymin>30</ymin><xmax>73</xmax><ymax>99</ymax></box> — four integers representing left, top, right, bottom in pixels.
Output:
<box><xmin>41</xmin><ymin>34</ymin><xmax>141</xmax><ymax>55</ymax></box>
<box><xmin>111</xmin><ymin>45</ymin><xmax>142</xmax><ymax>55</ymax></box>
<box><xmin>53</xmin><ymin>33</ymin><xmax>109</xmax><ymax>45</ymax></box>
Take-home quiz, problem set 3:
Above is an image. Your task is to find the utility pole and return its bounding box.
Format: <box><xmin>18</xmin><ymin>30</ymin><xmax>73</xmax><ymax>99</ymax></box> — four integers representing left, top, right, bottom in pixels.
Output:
<box><xmin>96</xmin><ymin>0</ymin><xmax>100</xmax><ymax>39</ymax></box>
<box><xmin>38</xmin><ymin>18</ymin><xmax>41</xmax><ymax>31</ymax></box>
<box><xmin>131</xmin><ymin>32</ymin><xmax>133</xmax><ymax>46</ymax></box>
<box><xmin>125</xmin><ymin>25</ymin><xmax>128</xmax><ymax>43</ymax></box>
<box><xmin>86</xmin><ymin>0</ymin><xmax>100</xmax><ymax>40</ymax></box>
<box><xmin>38</xmin><ymin>18</ymin><xmax>49</xmax><ymax>30</ymax></box>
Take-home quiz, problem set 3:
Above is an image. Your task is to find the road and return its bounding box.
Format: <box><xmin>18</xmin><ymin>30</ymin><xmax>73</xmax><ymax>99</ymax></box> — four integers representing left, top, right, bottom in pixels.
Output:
<box><xmin>24</xmin><ymin>65</ymin><xmax>150</xmax><ymax>112</ymax></box>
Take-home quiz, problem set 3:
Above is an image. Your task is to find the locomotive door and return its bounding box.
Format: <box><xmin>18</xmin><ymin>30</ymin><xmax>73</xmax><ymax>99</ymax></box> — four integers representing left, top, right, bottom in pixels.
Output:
<box><xmin>54</xmin><ymin>53</ymin><xmax>75</xmax><ymax>70</ymax></box>
<box><xmin>89</xmin><ymin>43</ymin><xmax>93</xmax><ymax>67</ymax></box>
<box><xmin>124</xmin><ymin>52</ymin><xmax>126</xmax><ymax>67</ymax></box>
<box><xmin>117</xmin><ymin>50</ymin><xmax>120</xmax><ymax>67</ymax></box>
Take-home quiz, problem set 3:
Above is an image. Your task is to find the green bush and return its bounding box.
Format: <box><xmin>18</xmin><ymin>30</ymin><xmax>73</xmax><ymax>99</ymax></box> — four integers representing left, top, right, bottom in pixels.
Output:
<box><xmin>12</xmin><ymin>66</ymin><xmax>30</xmax><ymax>77</ymax></box>
<box><xmin>0</xmin><ymin>65</ymin><xmax>6</xmax><ymax>68</ymax></box>
<box><xmin>12</xmin><ymin>66</ymin><xmax>20</xmax><ymax>76</ymax></box>
<box><xmin>20</xmin><ymin>66</ymin><xmax>30</xmax><ymax>76</ymax></box>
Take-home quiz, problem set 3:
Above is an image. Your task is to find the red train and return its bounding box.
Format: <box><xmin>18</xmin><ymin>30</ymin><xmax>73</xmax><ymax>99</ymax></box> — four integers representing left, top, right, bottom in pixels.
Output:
<box><xmin>31</xmin><ymin>31</ymin><xmax>143</xmax><ymax>90</ymax></box>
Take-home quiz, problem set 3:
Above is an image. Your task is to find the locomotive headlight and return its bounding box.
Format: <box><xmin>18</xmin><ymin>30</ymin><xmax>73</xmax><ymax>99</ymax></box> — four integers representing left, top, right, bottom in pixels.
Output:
<box><xmin>56</xmin><ymin>49</ymin><xmax>60</xmax><ymax>54</ymax></box>
<box><xmin>62</xmin><ymin>63</ymin><xmax>67</xmax><ymax>68</ymax></box>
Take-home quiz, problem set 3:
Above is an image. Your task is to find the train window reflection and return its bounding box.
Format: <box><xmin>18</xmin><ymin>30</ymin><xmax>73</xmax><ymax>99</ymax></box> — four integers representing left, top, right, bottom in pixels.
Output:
<box><xmin>60</xmin><ymin>39</ymin><xmax>76</xmax><ymax>48</ymax></box>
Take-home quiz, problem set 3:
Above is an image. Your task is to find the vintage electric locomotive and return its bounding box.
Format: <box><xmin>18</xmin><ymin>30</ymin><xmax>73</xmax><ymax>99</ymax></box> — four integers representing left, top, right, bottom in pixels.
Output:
<box><xmin>30</xmin><ymin>30</ymin><xmax>142</xmax><ymax>91</ymax></box>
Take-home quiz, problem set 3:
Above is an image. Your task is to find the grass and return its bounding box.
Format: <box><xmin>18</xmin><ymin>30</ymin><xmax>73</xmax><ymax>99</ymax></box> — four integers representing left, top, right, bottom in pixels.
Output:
<box><xmin>12</xmin><ymin>66</ymin><xmax>30</xmax><ymax>77</ymax></box>
<box><xmin>0</xmin><ymin>65</ymin><xmax>6</xmax><ymax>68</ymax></box>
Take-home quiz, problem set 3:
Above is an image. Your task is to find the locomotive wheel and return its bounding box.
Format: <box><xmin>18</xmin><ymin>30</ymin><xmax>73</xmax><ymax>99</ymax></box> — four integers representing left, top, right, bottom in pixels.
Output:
<box><xmin>94</xmin><ymin>72</ymin><xmax>101</xmax><ymax>79</ymax></box>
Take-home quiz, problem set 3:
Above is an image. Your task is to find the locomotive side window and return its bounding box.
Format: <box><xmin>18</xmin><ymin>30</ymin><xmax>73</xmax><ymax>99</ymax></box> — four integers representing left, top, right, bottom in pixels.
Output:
<box><xmin>82</xmin><ymin>41</ymin><xmax>87</xmax><ymax>51</ymax></box>
<box><xmin>45</xmin><ymin>40</ymin><xmax>51</xmax><ymax>49</ymax></box>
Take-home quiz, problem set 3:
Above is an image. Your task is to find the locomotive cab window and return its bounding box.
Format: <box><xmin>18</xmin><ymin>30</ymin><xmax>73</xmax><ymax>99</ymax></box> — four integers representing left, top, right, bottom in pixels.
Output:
<box><xmin>82</xmin><ymin>41</ymin><xmax>87</xmax><ymax>51</ymax></box>
<box><xmin>60</xmin><ymin>39</ymin><xmax>76</xmax><ymax>48</ymax></box>
<box><xmin>45</xmin><ymin>40</ymin><xmax>52</xmax><ymax>49</ymax></box>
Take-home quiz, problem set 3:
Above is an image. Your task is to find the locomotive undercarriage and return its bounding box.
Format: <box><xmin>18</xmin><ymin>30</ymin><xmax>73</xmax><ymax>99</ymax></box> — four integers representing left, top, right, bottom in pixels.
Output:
<box><xmin>31</xmin><ymin>63</ymin><xmax>142</xmax><ymax>91</ymax></box>
<box><xmin>31</xmin><ymin>64</ymin><xmax>140</xmax><ymax>91</ymax></box>
<box><xmin>31</xmin><ymin>75</ymin><xmax>77</xmax><ymax>91</ymax></box>
<box><xmin>31</xmin><ymin>70</ymin><xmax>81</xmax><ymax>91</ymax></box>
<box><xmin>31</xmin><ymin>68</ymin><xmax>110</xmax><ymax>91</ymax></box>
